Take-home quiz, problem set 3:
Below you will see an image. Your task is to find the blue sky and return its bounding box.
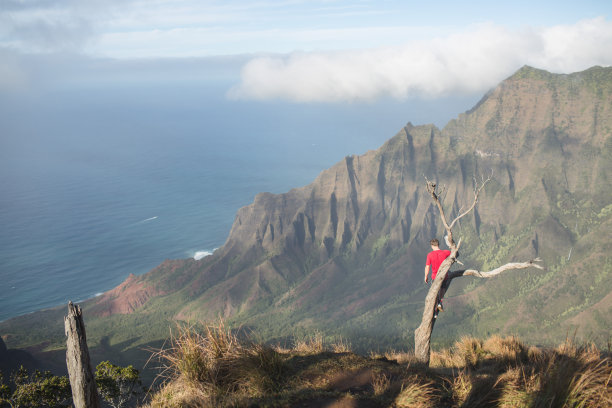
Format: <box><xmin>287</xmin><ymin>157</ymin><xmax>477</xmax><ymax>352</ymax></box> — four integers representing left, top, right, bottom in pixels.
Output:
<box><xmin>1</xmin><ymin>0</ymin><xmax>611</xmax><ymax>101</ymax></box>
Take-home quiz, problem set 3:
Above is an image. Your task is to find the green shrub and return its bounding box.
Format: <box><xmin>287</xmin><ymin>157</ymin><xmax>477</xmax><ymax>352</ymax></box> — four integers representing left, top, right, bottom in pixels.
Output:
<box><xmin>0</xmin><ymin>366</ymin><xmax>71</xmax><ymax>408</ymax></box>
<box><xmin>95</xmin><ymin>361</ymin><xmax>142</xmax><ymax>408</ymax></box>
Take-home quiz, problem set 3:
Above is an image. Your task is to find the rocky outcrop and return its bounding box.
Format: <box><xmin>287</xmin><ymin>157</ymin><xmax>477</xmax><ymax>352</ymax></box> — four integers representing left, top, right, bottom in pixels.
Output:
<box><xmin>225</xmin><ymin>126</ymin><xmax>434</xmax><ymax>258</ymax></box>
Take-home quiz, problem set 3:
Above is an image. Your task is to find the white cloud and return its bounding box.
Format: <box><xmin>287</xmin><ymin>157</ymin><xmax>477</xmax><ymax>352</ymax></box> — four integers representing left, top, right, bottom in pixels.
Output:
<box><xmin>1</xmin><ymin>0</ymin><xmax>399</xmax><ymax>57</ymax></box>
<box><xmin>0</xmin><ymin>0</ymin><xmax>120</xmax><ymax>53</ymax></box>
<box><xmin>229</xmin><ymin>17</ymin><xmax>612</xmax><ymax>102</ymax></box>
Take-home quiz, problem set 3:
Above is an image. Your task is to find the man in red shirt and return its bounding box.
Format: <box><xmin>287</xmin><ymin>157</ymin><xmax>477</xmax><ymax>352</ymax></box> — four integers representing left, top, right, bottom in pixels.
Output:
<box><xmin>424</xmin><ymin>238</ymin><xmax>451</xmax><ymax>315</ymax></box>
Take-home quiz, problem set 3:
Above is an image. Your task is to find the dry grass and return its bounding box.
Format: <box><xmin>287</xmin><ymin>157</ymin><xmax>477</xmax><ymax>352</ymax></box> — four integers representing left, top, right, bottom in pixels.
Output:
<box><xmin>432</xmin><ymin>335</ymin><xmax>529</xmax><ymax>370</ymax></box>
<box><xmin>371</xmin><ymin>371</ymin><xmax>390</xmax><ymax>396</ymax></box>
<box><xmin>528</xmin><ymin>340</ymin><xmax>612</xmax><ymax>408</ymax></box>
<box><xmin>270</xmin><ymin>343</ymin><xmax>292</xmax><ymax>354</ymax></box>
<box><xmin>394</xmin><ymin>376</ymin><xmax>439</xmax><ymax>407</ymax></box>
<box><xmin>483</xmin><ymin>335</ymin><xmax>528</xmax><ymax>367</ymax></box>
<box><xmin>150</xmin><ymin>320</ymin><xmax>245</xmax><ymax>391</ymax></box>
<box><xmin>431</xmin><ymin>347</ymin><xmax>455</xmax><ymax>368</ymax></box>
<box><xmin>293</xmin><ymin>331</ymin><xmax>325</xmax><ymax>354</ymax></box>
<box><xmin>330</xmin><ymin>336</ymin><xmax>352</xmax><ymax>353</ymax></box>
<box><xmin>496</xmin><ymin>366</ymin><xmax>539</xmax><ymax>407</ymax></box>
<box><xmin>368</xmin><ymin>349</ymin><xmax>418</xmax><ymax>365</ymax></box>
<box><xmin>432</xmin><ymin>335</ymin><xmax>612</xmax><ymax>408</ymax></box>
<box><xmin>455</xmin><ymin>336</ymin><xmax>486</xmax><ymax>369</ymax></box>
<box><xmin>146</xmin><ymin>320</ymin><xmax>287</xmax><ymax>407</ymax></box>
<box><xmin>384</xmin><ymin>350</ymin><xmax>418</xmax><ymax>365</ymax></box>
<box><xmin>147</xmin><ymin>379</ymin><xmax>211</xmax><ymax>408</ymax></box>
<box><xmin>447</xmin><ymin>368</ymin><xmax>472</xmax><ymax>405</ymax></box>
<box><xmin>144</xmin><ymin>327</ymin><xmax>612</xmax><ymax>408</ymax></box>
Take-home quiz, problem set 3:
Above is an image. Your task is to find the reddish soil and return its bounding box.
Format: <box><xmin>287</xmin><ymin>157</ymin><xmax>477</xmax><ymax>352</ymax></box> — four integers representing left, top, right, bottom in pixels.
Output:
<box><xmin>90</xmin><ymin>274</ymin><xmax>163</xmax><ymax>317</ymax></box>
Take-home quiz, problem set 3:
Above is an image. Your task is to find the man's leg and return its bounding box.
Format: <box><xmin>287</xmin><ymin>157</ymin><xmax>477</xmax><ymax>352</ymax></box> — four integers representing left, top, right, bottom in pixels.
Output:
<box><xmin>437</xmin><ymin>277</ymin><xmax>451</xmax><ymax>312</ymax></box>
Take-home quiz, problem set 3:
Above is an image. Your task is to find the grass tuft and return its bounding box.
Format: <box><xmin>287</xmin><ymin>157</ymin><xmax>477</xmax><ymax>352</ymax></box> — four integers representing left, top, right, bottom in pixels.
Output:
<box><xmin>454</xmin><ymin>336</ymin><xmax>485</xmax><ymax>369</ymax></box>
<box><xmin>394</xmin><ymin>376</ymin><xmax>438</xmax><ymax>407</ymax></box>
<box><xmin>371</xmin><ymin>371</ymin><xmax>390</xmax><ymax>396</ymax></box>
<box><xmin>146</xmin><ymin>320</ymin><xmax>287</xmax><ymax>406</ymax></box>
<box><xmin>293</xmin><ymin>331</ymin><xmax>325</xmax><ymax>354</ymax></box>
<box><xmin>449</xmin><ymin>368</ymin><xmax>472</xmax><ymax>406</ymax></box>
<box><xmin>483</xmin><ymin>335</ymin><xmax>528</xmax><ymax>367</ymax></box>
<box><xmin>496</xmin><ymin>367</ymin><xmax>537</xmax><ymax>407</ymax></box>
<box><xmin>330</xmin><ymin>336</ymin><xmax>352</xmax><ymax>353</ymax></box>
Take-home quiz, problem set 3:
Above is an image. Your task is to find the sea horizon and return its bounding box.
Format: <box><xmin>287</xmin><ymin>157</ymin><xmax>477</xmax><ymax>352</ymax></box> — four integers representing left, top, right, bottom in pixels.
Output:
<box><xmin>0</xmin><ymin>78</ymin><xmax>480</xmax><ymax>322</ymax></box>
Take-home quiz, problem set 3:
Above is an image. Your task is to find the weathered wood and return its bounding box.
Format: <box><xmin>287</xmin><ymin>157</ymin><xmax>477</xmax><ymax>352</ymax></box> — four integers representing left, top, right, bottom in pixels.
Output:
<box><xmin>65</xmin><ymin>301</ymin><xmax>100</xmax><ymax>408</ymax></box>
<box><xmin>414</xmin><ymin>177</ymin><xmax>542</xmax><ymax>365</ymax></box>
<box><xmin>448</xmin><ymin>259</ymin><xmax>543</xmax><ymax>280</ymax></box>
<box><xmin>414</xmin><ymin>249</ymin><xmax>456</xmax><ymax>365</ymax></box>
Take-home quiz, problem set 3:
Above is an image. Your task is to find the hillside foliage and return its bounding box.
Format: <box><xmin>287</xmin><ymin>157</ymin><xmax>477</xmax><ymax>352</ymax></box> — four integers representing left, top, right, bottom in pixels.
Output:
<box><xmin>1</xmin><ymin>65</ymin><xmax>611</xmax><ymax>384</ymax></box>
<box><xmin>0</xmin><ymin>362</ymin><xmax>142</xmax><ymax>408</ymax></box>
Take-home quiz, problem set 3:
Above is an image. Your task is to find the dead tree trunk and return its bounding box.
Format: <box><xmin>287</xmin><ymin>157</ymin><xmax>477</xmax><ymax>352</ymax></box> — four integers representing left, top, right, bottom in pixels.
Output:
<box><xmin>65</xmin><ymin>301</ymin><xmax>100</xmax><ymax>408</ymax></box>
<box><xmin>414</xmin><ymin>177</ymin><xmax>542</xmax><ymax>365</ymax></box>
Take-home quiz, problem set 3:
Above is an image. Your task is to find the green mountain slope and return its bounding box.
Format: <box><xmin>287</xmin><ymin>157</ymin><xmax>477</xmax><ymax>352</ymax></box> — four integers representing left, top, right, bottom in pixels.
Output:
<box><xmin>2</xmin><ymin>66</ymin><xmax>611</xmax><ymax>363</ymax></box>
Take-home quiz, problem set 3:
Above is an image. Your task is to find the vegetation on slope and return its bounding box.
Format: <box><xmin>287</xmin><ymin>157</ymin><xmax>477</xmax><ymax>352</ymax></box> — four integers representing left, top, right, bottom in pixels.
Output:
<box><xmin>1</xmin><ymin>65</ymin><xmax>611</xmax><ymax>377</ymax></box>
<box><xmin>0</xmin><ymin>361</ymin><xmax>142</xmax><ymax>408</ymax></box>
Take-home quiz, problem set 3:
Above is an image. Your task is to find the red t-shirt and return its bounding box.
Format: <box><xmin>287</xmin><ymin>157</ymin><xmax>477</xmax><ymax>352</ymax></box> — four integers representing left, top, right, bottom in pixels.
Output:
<box><xmin>426</xmin><ymin>249</ymin><xmax>451</xmax><ymax>280</ymax></box>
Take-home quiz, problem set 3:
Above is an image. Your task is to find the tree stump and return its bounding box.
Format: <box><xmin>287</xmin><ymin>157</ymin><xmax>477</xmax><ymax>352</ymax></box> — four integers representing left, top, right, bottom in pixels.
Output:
<box><xmin>65</xmin><ymin>301</ymin><xmax>100</xmax><ymax>408</ymax></box>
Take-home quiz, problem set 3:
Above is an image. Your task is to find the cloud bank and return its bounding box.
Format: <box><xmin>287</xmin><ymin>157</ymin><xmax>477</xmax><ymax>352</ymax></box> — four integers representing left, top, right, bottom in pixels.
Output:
<box><xmin>229</xmin><ymin>18</ymin><xmax>612</xmax><ymax>102</ymax></box>
<box><xmin>0</xmin><ymin>0</ymin><xmax>118</xmax><ymax>53</ymax></box>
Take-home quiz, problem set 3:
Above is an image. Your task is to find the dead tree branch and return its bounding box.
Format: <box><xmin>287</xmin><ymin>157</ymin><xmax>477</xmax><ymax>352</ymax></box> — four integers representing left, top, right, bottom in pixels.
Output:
<box><xmin>414</xmin><ymin>176</ymin><xmax>542</xmax><ymax>366</ymax></box>
<box><xmin>448</xmin><ymin>258</ymin><xmax>543</xmax><ymax>280</ymax></box>
<box><xmin>424</xmin><ymin>175</ymin><xmax>490</xmax><ymax>247</ymax></box>
<box><xmin>448</xmin><ymin>175</ymin><xmax>490</xmax><ymax>231</ymax></box>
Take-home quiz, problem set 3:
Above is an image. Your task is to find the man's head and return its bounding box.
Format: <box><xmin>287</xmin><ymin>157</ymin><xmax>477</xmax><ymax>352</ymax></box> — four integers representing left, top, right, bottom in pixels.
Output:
<box><xmin>430</xmin><ymin>238</ymin><xmax>440</xmax><ymax>248</ymax></box>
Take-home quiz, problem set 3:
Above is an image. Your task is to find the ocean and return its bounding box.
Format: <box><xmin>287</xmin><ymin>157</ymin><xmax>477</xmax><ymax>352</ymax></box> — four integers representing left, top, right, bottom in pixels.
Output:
<box><xmin>0</xmin><ymin>79</ymin><xmax>478</xmax><ymax>322</ymax></box>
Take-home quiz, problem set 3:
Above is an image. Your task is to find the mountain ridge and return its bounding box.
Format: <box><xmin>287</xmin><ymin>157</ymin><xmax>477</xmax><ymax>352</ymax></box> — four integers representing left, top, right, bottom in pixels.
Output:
<box><xmin>1</xmin><ymin>65</ymin><xmax>611</xmax><ymax>363</ymax></box>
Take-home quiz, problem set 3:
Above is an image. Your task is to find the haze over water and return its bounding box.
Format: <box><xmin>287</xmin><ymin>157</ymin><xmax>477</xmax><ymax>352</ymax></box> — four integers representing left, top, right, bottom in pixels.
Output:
<box><xmin>0</xmin><ymin>78</ymin><xmax>477</xmax><ymax>322</ymax></box>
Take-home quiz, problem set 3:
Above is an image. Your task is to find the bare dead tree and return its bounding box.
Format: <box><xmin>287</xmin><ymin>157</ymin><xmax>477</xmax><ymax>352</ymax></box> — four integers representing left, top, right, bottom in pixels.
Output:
<box><xmin>414</xmin><ymin>176</ymin><xmax>543</xmax><ymax>365</ymax></box>
<box><xmin>65</xmin><ymin>301</ymin><xmax>101</xmax><ymax>408</ymax></box>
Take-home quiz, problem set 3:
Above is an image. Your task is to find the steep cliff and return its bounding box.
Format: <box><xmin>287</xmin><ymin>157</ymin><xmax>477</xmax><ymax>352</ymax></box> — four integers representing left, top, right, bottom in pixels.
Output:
<box><xmin>2</xmin><ymin>66</ymin><xmax>611</xmax><ymax>354</ymax></box>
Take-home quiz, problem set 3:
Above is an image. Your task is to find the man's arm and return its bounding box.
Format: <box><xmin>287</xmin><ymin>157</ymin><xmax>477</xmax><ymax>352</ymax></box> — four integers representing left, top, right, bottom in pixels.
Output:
<box><xmin>424</xmin><ymin>264</ymin><xmax>430</xmax><ymax>283</ymax></box>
